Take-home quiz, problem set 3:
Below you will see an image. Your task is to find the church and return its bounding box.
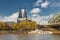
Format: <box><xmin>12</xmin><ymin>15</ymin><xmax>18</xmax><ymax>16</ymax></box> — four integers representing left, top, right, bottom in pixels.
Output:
<box><xmin>17</xmin><ymin>8</ymin><xmax>31</xmax><ymax>23</ymax></box>
<box><xmin>17</xmin><ymin>8</ymin><xmax>27</xmax><ymax>23</ymax></box>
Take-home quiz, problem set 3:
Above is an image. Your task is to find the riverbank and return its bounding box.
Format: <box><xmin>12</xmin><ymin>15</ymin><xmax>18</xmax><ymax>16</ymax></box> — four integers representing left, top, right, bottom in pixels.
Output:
<box><xmin>28</xmin><ymin>30</ymin><xmax>53</xmax><ymax>34</ymax></box>
<box><xmin>0</xmin><ymin>30</ymin><xmax>28</xmax><ymax>34</ymax></box>
<box><xmin>0</xmin><ymin>30</ymin><xmax>60</xmax><ymax>34</ymax></box>
<box><xmin>52</xmin><ymin>31</ymin><xmax>60</xmax><ymax>34</ymax></box>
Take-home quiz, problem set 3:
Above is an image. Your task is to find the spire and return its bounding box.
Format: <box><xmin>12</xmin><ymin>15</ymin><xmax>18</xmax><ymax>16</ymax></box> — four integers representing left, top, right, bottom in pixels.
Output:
<box><xmin>18</xmin><ymin>9</ymin><xmax>22</xmax><ymax>18</ymax></box>
<box><xmin>24</xmin><ymin>8</ymin><xmax>27</xmax><ymax>20</ymax></box>
<box><xmin>18</xmin><ymin>8</ymin><xmax>27</xmax><ymax>18</ymax></box>
<box><xmin>17</xmin><ymin>8</ymin><xmax>27</xmax><ymax>23</ymax></box>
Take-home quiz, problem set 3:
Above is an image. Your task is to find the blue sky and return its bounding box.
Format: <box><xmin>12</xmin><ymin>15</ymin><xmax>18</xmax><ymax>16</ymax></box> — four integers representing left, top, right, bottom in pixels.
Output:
<box><xmin>0</xmin><ymin>0</ymin><xmax>60</xmax><ymax>16</ymax></box>
<box><xmin>0</xmin><ymin>0</ymin><xmax>35</xmax><ymax>16</ymax></box>
<box><xmin>0</xmin><ymin>0</ymin><xmax>60</xmax><ymax>25</ymax></box>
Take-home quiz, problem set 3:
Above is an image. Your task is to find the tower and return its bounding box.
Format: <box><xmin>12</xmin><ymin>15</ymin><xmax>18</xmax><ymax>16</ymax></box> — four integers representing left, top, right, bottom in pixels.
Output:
<box><xmin>17</xmin><ymin>8</ymin><xmax>27</xmax><ymax>23</ymax></box>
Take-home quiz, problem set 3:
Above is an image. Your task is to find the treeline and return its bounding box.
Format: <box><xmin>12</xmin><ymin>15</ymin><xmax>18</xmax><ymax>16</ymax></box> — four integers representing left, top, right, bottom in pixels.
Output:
<box><xmin>0</xmin><ymin>21</ymin><xmax>9</xmax><ymax>30</ymax></box>
<box><xmin>0</xmin><ymin>20</ymin><xmax>60</xmax><ymax>31</ymax></box>
<box><xmin>0</xmin><ymin>20</ymin><xmax>38</xmax><ymax>31</ymax></box>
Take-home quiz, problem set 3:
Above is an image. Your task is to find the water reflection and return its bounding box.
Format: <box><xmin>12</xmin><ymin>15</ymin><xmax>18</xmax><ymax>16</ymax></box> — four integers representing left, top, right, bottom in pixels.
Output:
<box><xmin>0</xmin><ymin>34</ymin><xmax>60</xmax><ymax>40</ymax></box>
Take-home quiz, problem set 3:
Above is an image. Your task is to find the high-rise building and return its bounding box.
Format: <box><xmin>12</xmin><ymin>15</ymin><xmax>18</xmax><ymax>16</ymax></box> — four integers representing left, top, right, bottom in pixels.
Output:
<box><xmin>17</xmin><ymin>8</ymin><xmax>27</xmax><ymax>23</ymax></box>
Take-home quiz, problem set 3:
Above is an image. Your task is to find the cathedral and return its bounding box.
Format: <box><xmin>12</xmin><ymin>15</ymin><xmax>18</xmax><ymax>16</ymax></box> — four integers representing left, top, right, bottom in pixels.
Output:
<box><xmin>17</xmin><ymin>8</ymin><xmax>27</xmax><ymax>23</ymax></box>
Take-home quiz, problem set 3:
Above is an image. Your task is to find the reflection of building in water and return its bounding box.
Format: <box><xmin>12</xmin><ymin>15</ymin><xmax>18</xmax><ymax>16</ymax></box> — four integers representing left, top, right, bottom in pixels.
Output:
<box><xmin>17</xmin><ymin>8</ymin><xmax>27</xmax><ymax>23</ymax></box>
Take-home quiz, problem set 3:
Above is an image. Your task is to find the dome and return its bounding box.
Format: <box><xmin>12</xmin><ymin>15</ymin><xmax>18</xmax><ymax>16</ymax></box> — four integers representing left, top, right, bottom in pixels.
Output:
<box><xmin>48</xmin><ymin>13</ymin><xmax>60</xmax><ymax>23</ymax></box>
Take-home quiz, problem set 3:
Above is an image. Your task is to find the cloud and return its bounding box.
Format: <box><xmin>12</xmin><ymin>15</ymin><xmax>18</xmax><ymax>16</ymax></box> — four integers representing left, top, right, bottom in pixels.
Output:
<box><xmin>35</xmin><ymin>0</ymin><xmax>42</xmax><ymax>6</ymax></box>
<box><xmin>31</xmin><ymin>14</ymin><xmax>53</xmax><ymax>25</ymax></box>
<box><xmin>50</xmin><ymin>2</ymin><xmax>60</xmax><ymax>8</ymax></box>
<box><xmin>41</xmin><ymin>0</ymin><xmax>49</xmax><ymax>8</ymax></box>
<box><xmin>30</xmin><ymin>8</ymin><xmax>41</xmax><ymax>13</ymax></box>
<box><xmin>35</xmin><ymin>0</ymin><xmax>49</xmax><ymax>8</ymax></box>
<box><xmin>0</xmin><ymin>12</ymin><xmax>19</xmax><ymax>22</ymax></box>
<box><xmin>29</xmin><ymin>7</ymin><xmax>53</xmax><ymax>25</ymax></box>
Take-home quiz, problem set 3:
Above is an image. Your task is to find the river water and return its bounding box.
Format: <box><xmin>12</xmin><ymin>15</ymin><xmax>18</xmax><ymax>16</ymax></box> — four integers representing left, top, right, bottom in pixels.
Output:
<box><xmin>0</xmin><ymin>34</ymin><xmax>60</xmax><ymax>40</ymax></box>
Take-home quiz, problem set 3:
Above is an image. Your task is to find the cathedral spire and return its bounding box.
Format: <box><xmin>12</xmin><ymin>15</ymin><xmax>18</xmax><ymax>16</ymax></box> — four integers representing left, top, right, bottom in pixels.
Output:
<box><xmin>18</xmin><ymin>9</ymin><xmax>22</xmax><ymax>18</ymax></box>
<box><xmin>17</xmin><ymin>8</ymin><xmax>27</xmax><ymax>23</ymax></box>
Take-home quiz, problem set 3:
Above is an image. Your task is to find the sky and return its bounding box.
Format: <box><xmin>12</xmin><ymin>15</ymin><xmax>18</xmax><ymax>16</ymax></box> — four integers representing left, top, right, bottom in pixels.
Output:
<box><xmin>0</xmin><ymin>0</ymin><xmax>60</xmax><ymax>25</ymax></box>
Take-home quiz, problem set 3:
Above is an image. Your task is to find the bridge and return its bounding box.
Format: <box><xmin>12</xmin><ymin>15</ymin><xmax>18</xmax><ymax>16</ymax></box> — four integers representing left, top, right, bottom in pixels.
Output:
<box><xmin>48</xmin><ymin>13</ymin><xmax>60</xmax><ymax>26</ymax></box>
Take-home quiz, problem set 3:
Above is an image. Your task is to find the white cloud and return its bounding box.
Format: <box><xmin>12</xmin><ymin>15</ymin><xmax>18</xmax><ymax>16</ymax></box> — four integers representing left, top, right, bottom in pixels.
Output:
<box><xmin>41</xmin><ymin>0</ymin><xmax>49</xmax><ymax>8</ymax></box>
<box><xmin>35</xmin><ymin>0</ymin><xmax>49</xmax><ymax>8</ymax></box>
<box><xmin>31</xmin><ymin>14</ymin><xmax>53</xmax><ymax>25</ymax></box>
<box><xmin>30</xmin><ymin>8</ymin><xmax>41</xmax><ymax>13</ymax></box>
<box><xmin>0</xmin><ymin>12</ymin><xmax>19</xmax><ymax>22</ymax></box>
<box><xmin>32</xmin><ymin>14</ymin><xmax>38</xmax><ymax>17</ymax></box>
<box><xmin>35</xmin><ymin>0</ymin><xmax>42</xmax><ymax>6</ymax></box>
<box><xmin>50</xmin><ymin>2</ymin><xmax>60</xmax><ymax>8</ymax></box>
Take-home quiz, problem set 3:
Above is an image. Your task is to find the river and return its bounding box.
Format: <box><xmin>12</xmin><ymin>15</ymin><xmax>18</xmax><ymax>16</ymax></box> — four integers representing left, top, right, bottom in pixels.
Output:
<box><xmin>0</xmin><ymin>34</ymin><xmax>60</xmax><ymax>40</ymax></box>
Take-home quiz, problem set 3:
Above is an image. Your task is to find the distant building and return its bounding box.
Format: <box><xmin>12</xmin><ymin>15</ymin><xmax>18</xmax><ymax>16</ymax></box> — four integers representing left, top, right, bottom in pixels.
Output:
<box><xmin>17</xmin><ymin>8</ymin><xmax>27</xmax><ymax>23</ymax></box>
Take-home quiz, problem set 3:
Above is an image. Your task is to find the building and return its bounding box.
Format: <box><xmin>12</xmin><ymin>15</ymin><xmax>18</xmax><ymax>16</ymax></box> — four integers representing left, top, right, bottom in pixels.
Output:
<box><xmin>17</xmin><ymin>8</ymin><xmax>27</xmax><ymax>23</ymax></box>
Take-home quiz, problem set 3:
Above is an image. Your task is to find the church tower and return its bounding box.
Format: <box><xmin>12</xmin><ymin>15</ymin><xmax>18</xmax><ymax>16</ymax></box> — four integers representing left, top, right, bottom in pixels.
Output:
<box><xmin>17</xmin><ymin>8</ymin><xmax>27</xmax><ymax>23</ymax></box>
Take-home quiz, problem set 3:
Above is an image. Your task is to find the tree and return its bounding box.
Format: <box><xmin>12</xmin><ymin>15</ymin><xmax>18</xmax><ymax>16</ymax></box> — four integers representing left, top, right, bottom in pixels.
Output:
<box><xmin>0</xmin><ymin>21</ymin><xmax>9</xmax><ymax>30</ymax></box>
<box><xmin>13</xmin><ymin>20</ymin><xmax>38</xmax><ymax>31</ymax></box>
